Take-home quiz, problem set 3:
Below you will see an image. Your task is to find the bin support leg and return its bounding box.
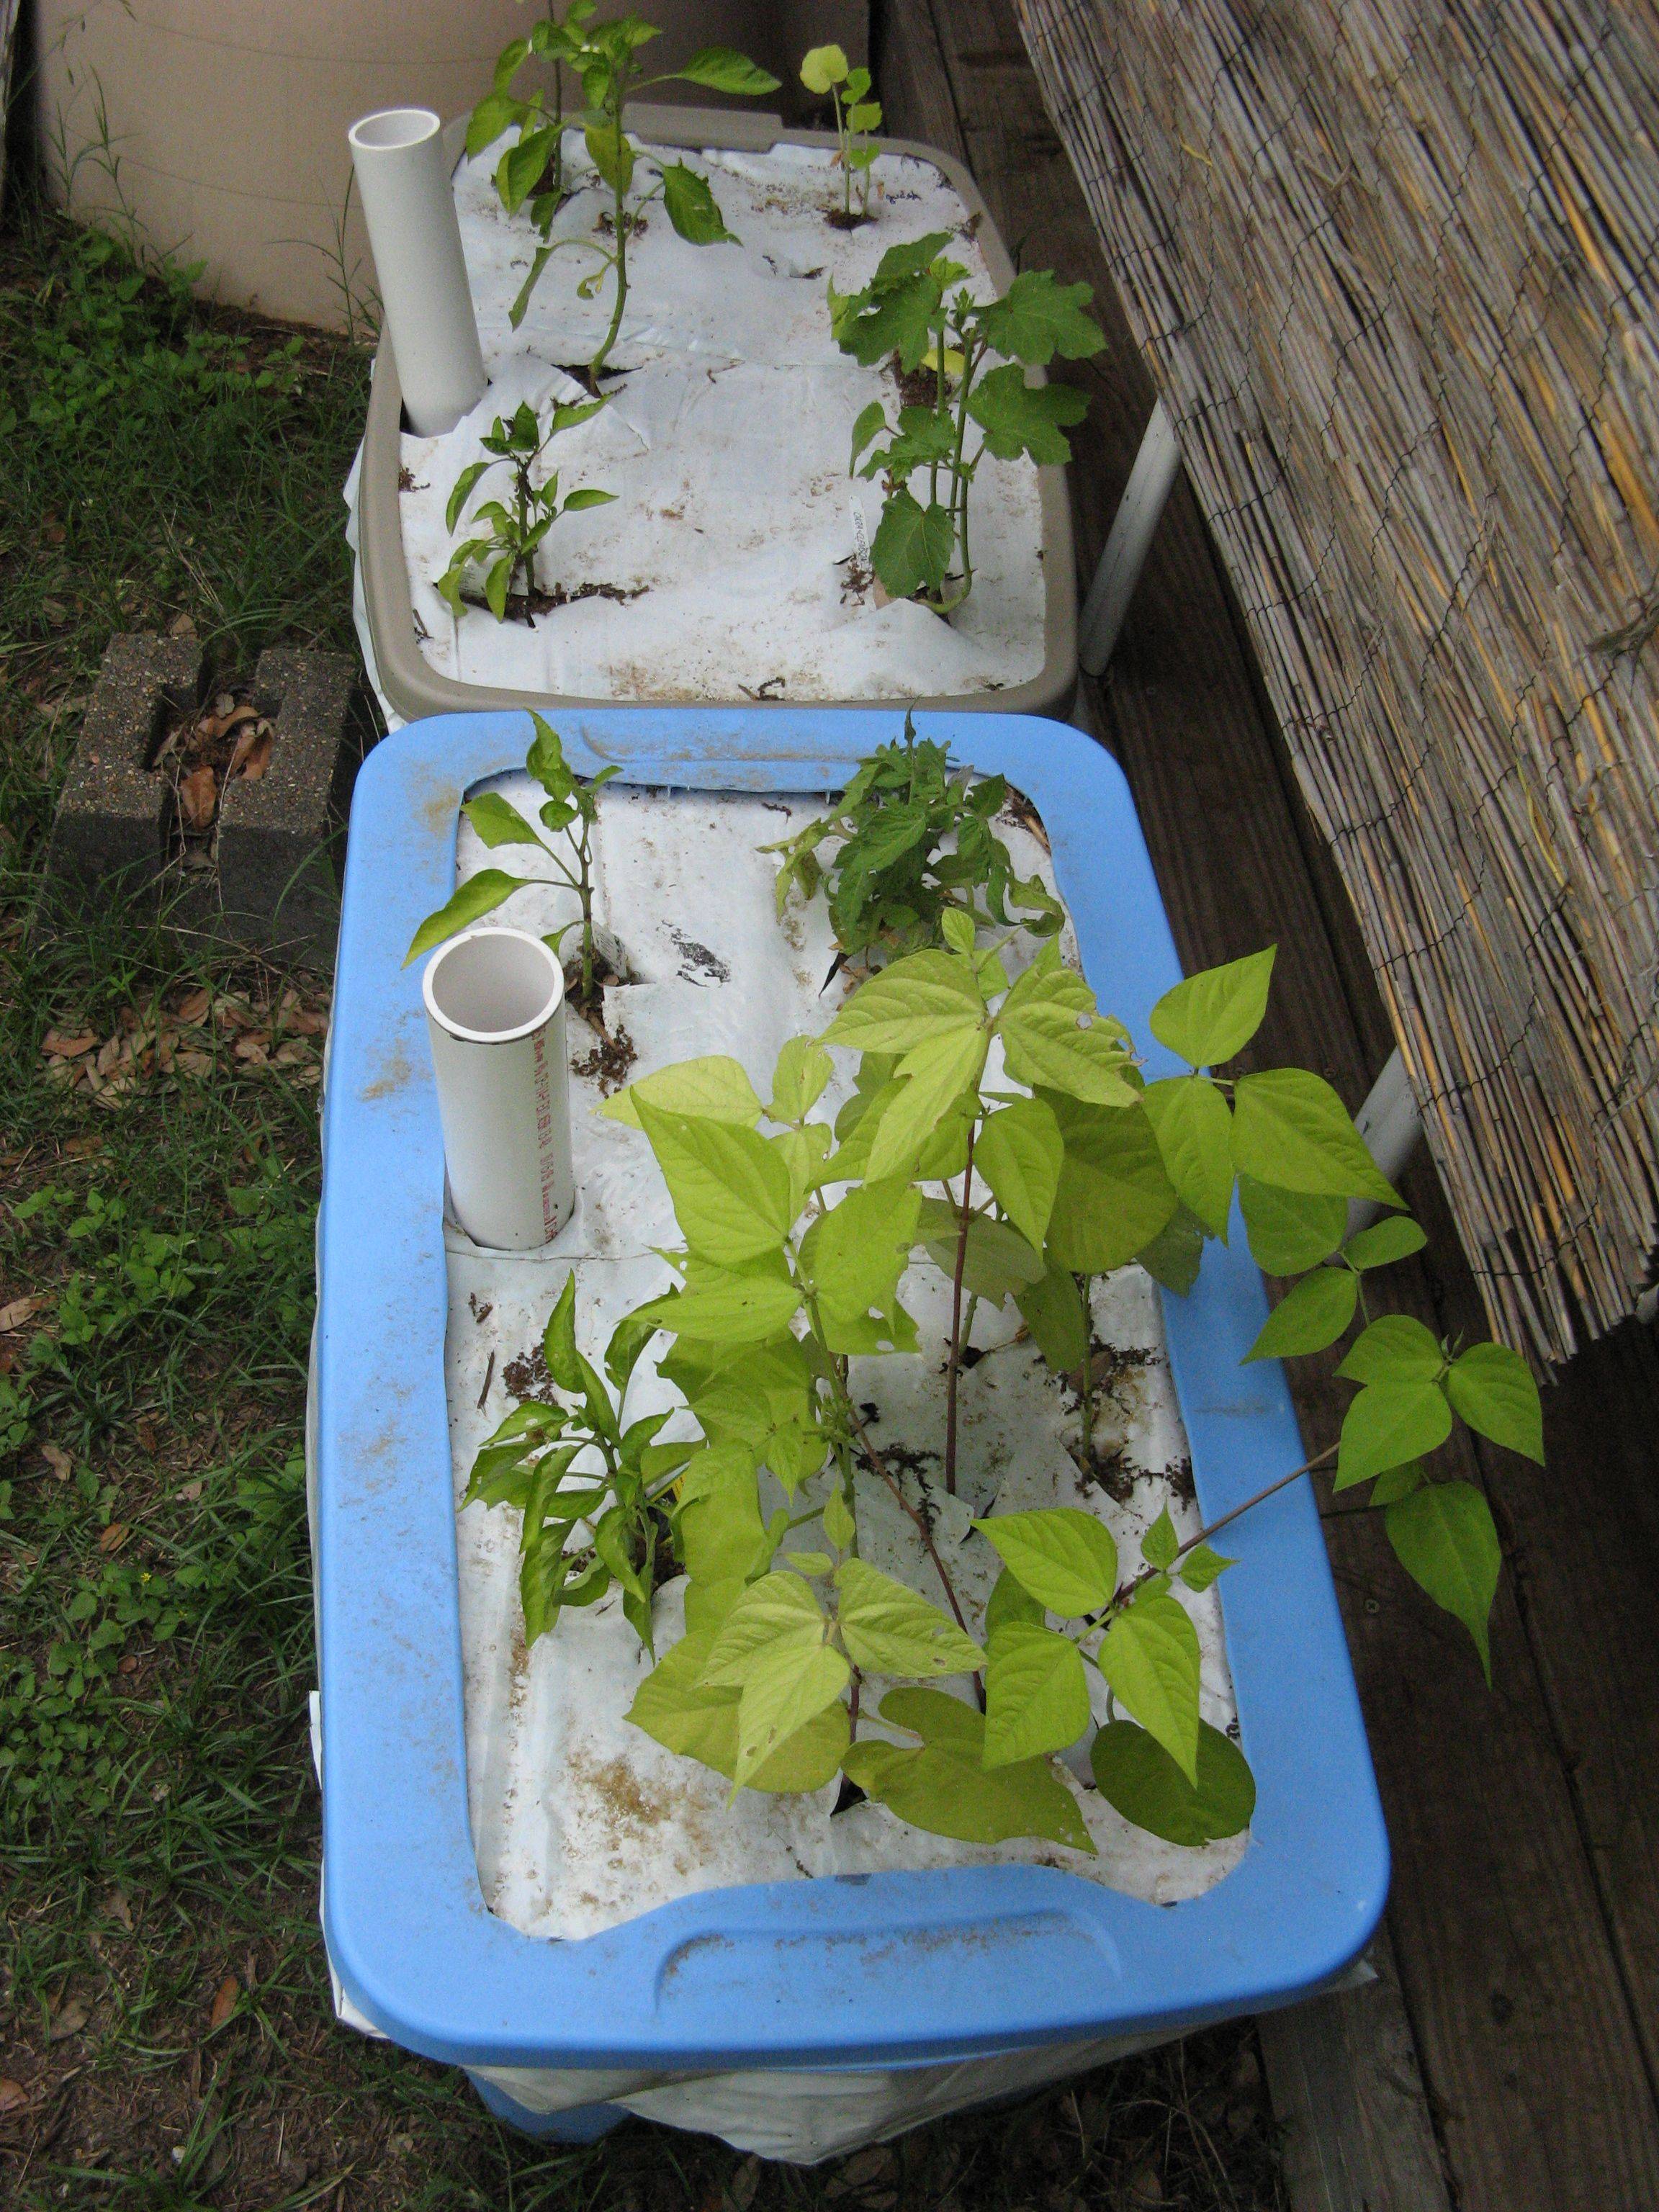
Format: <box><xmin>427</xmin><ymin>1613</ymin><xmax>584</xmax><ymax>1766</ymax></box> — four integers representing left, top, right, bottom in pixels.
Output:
<box><xmin>1079</xmin><ymin>400</ymin><xmax>1183</xmax><ymax>676</ymax></box>
<box><xmin>1348</xmin><ymin>1048</ymin><xmax>1423</xmax><ymax>1235</ymax></box>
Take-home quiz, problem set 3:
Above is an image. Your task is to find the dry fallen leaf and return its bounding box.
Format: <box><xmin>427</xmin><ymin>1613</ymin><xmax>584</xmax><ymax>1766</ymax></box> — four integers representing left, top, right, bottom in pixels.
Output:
<box><xmin>209</xmin><ymin>1974</ymin><xmax>239</xmax><ymax>2033</ymax></box>
<box><xmin>168</xmin><ymin>611</ymin><xmax>197</xmax><ymax>638</ymax></box>
<box><xmin>270</xmin><ymin>1040</ymin><xmax>313</xmax><ymax>1069</ymax></box>
<box><xmin>282</xmin><ymin>1008</ymin><xmax>331</xmax><ymax>1038</ymax></box>
<box><xmin>48</xmin><ymin>1996</ymin><xmax>89</xmax><ymax>2042</ymax></box>
<box><xmin>98</xmin><ymin>1523</ymin><xmax>131</xmax><ymax>1555</ymax></box>
<box><xmin>233</xmin><ymin>1034</ymin><xmax>270</xmax><ymax>1066</ymax></box>
<box><xmin>0</xmin><ymin>2077</ymin><xmax>30</xmax><ymax>2114</ymax></box>
<box><xmin>42</xmin><ymin>1030</ymin><xmax>97</xmax><ymax>1059</ymax></box>
<box><xmin>135</xmin><ymin>1416</ymin><xmax>160</xmax><ymax>1455</ymax></box>
<box><xmin>107</xmin><ymin>1888</ymin><xmax>133</xmax><ymax>1932</ymax></box>
<box><xmin>228</xmin><ymin>720</ymin><xmax>274</xmax><ymax>782</ymax></box>
<box><xmin>174</xmin><ymin>1050</ymin><xmax>214</xmax><ymax>1078</ymax></box>
<box><xmin>94</xmin><ymin>1035</ymin><xmax>123</xmax><ymax>1079</ymax></box>
<box><xmin>176</xmin><ymin>988</ymin><xmax>212</xmax><ymax>1025</ymax></box>
<box><xmin>64</xmin><ymin>1134</ymin><xmax>104</xmax><ymax>1159</ymax></box>
<box><xmin>0</xmin><ymin>1296</ymin><xmax>41</xmax><ymax>1333</ymax></box>
<box><xmin>176</xmin><ymin>1480</ymin><xmax>204</xmax><ymax>1501</ymax></box>
<box><xmin>118</xmin><ymin>1654</ymin><xmax>139</xmax><ymax>1675</ymax></box>
<box><xmin>42</xmin><ymin>1443</ymin><xmax>73</xmax><ymax>1480</ymax></box>
<box><xmin>179</xmin><ymin>765</ymin><xmax>219</xmax><ymax>832</ymax></box>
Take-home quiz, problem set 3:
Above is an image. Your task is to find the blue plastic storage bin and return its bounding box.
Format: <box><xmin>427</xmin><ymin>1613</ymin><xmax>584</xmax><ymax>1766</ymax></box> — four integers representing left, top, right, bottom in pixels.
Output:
<box><xmin>315</xmin><ymin>708</ymin><xmax>1387</xmax><ymax>2141</ymax></box>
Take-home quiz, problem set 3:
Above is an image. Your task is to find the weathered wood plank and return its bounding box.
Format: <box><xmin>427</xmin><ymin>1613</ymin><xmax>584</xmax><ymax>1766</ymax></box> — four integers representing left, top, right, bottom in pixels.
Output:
<box><xmin>878</xmin><ymin>3</ymin><xmax>1659</xmax><ymax>2204</ymax></box>
<box><xmin>1256</xmin><ymin>1925</ymin><xmax>1452</xmax><ymax>2212</ymax></box>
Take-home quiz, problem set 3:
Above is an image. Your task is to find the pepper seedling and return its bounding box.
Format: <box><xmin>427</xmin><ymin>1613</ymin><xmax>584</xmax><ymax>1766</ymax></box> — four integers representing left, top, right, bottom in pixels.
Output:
<box><xmin>435</xmin><ymin>397</ymin><xmax>614</xmax><ymax>624</ymax></box>
<box><xmin>468</xmin><ymin>4</ymin><xmax>781</xmax><ymax>367</ymax></box>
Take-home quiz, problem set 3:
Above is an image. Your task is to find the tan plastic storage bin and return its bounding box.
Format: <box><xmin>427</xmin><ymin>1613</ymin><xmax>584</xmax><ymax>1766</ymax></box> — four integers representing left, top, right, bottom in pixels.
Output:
<box><xmin>35</xmin><ymin>1</ymin><xmax>865</xmax><ymax>328</ymax></box>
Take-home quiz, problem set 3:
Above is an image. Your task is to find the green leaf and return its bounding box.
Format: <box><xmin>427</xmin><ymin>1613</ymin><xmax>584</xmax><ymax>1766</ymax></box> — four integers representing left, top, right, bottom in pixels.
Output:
<box><xmin>975</xmin><ymin>269</ymin><xmax>1106</xmax><ymax>366</ymax></box>
<box><xmin>1233</xmin><ymin>1069</ymin><xmax>1401</xmax><ymax>1205</ymax></box>
<box><xmin>1043</xmin><ymin>1095</ymin><xmax>1178</xmax><ymax>1274</ymax></box>
<box><xmin>561</xmin><ymin>487</ymin><xmax>616</xmax><ymax>513</ymax></box>
<box><xmin>768</xmin><ymin>1035</ymin><xmax>833</xmax><ymax>1123</ymax></box>
<box><xmin>1136</xmin><ymin>1206</ymin><xmax>1207</xmax><ymax>1296</ymax></box>
<box><xmin>845</xmin><ymin>1689</ymin><xmax>1093</xmax><ymax>1852</ymax></box>
<box><xmin>1385</xmin><ymin>1480</ymin><xmax>1501</xmax><ymax>1680</ymax></box>
<box><xmin>634</xmin><ymin>1102</ymin><xmax>797</xmax><ymax>1266</ymax></box>
<box><xmin>1015</xmin><ymin>1257</ymin><xmax>1089</xmax><ymax>1373</ymax></box>
<box><xmin>602</xmin><ymin>1053</ymin><xmax>765</xmax><ymax>1129</ymax></box>
<box><xmin>984</xmin><ymin>1566</ymin><xmax>1046</xmax><ymax>1636</ymax></box>
<box><xmin>1148</xmin><ymin>948</ymin><xmax>1276</xmax><ymax>1069</ymax></box>
<box><xmin>1336</xmin><ymin>1380</ymin><xmax>1453</xmax><ymax>1490</ymax></box>
<box><xmin>526</xmin><ymin>712</ymin><xmax>575</xmax><ymax>800</ymax></box>
<box><xmin>1237</xmin><ymin>1177</ymin><xmax>1346</xmax><ymax>1274</ymax></box>
<box><xmin>678</xmin><ymin>1446</ymin><xmax>770</xmax><ymax>1591</ymax></box>
<box><xmin>850</xmin><ymin>398</ymin><xmax>888</xmax><ymax>473</ymax></box>
<box><xmin>998</xmin><ymin>968</ymin><xmax>1136</xmax><ymax>1105</ymax></box>
<box><xmin>799</xmin><ymin>1177</ymin><xmax>921</xmax><ymax>1349</ymax></box>
<box><xmin>984</xmin><ymin>1624</ymin><xmax>1091</xmax><ymax>1766</ymax></box>
<box><xmin>871</xmin><ymin>487</ymin><xmax>956</xmax><ymax>599</ymax></box>
<box><xmin>585</xmin><ymin>121</ymin><xmax>634</xmax><ymax>197</ymax></box>
<box><xmin>800</xmin><ymin>42</ymin><xmax>848</xmax><ymax>94</ymax></box>
<box><xmin>966</xmin><ymin>364</ymin><xmax>1087</xmax><ymax>464</ymax></box>
<box><xmin>835</xmin><ymin>1557</ymin><xmax>983</xmax><ymax>1678</ymax></box>
<box><xmin>1244</xmin><ymin>1267</ymin><xmax>1359</xmax><ymax>1362</ymax></box>
<box><xmin>403</xmin><ymin>868</ymin><xmax>522</xmax><ymax>965</ymax></box>
<box><xmin>1444</xmin><ymin>1344</ymin><xmax>1543</xmax><ymax>1463</ymax></box>
<box><xmin>1142</xmin><ymin>1506</ymin><xmax>1179</xmax><ymax>1570</ymax></box>
<box><xmin>1178</xmin><ymin>1542</ymin><xmax>1234</xmax><ymax>1592</ymax></box>
<box><xmin>1096</xmin><ymin>1591</ymin><xmax>1202</xmax><ymax>1784</ymax></box>
<box><xmin>500</xmin><ymin>126</ymin><xmax>556</xmax><ymax>215</ymax></box>
<box><xmin>605</xmin><ymin>1308</ymin><xmax>659</xmax><ymax>1396</ymax></box>
<box><xmin>1368</xmin><ymin>1462</ymin><xmax>1424</xmax><ymax>1506</ymax></box>
<box><xmin>1142</xmin><ymin>1076</ymin><xmax>1235</xmax><ymax>1236</ymax></box>
<box><xmin>1091</xmin><ymin>1719</ymin><xmax>1254</xmax><ymax>1843</ymax></box>
<box><xmin>1343</xmin><ymin>1215</ymin><xmax>1427</xmax><ymax>1270</ymax></box>
<box><xmin>541</xmin><ymin>1273</ymin><xmax>582</xmax><ymax>1391</ymax></box>
<box><xmin>462</xmin><ymin>790</ymin><xmax>543</xmax><ymax>849</ymax></box>
<box><xmin>660</xmin><ymin>160</ymin><xmax>739</xmax><ymax>246</ymax></box>
<box><xmin>866</xmin><ymin>1027</ymin><xmax>989</xmax><ymax>1181</ymax></box>
<box><xmin>917</xmin><ymin>1203</ymin><xmax>1043</xmax><ymax>1305</ymax></box>
<box><xmin>469</xmin><ymin>90</ymin><xmax>524</xmax><ymax>158</ymax></box>
<box><xmin>976</xmin><ymin>1507</ymin><xmax>1118</xmax><ymax>1618</ymax></box>
<box><xmin>630</xmin><ymin>1265</ymin><xmax>802</xmax><ymax>1345</ymax></box>
<box><xmin>673</xmin><ymin>45</ymin><xmax>781</xmax><ymax>96</ymax></box>
<box><xmin>626</xmin><ymin>1631</ymin><xmax>847</xmax><ymax>1791</ymax></box>
<box><xmin>1336</xmin><ymin>1314</ymin><xmax>1444</xmax><ymax>1385</ymax></box>
<box><xmin>823</xmin><ymin>1486</ymin><xmax>855</xmax><ymax>1552</ymax></box>
<box><xmin>445</xmin><ymin>458</ymin><xmax>491</xmax><ymax>534</ymax></box>
<box><xmin>824</xmin><ymin>949</ymin><xmax>983</xmax><ymax>1053</ymax></box>
<box><xmin>699</xmin><ymin>1572</ymin><xmax>848</xmax><ymax>1787</ymax></box>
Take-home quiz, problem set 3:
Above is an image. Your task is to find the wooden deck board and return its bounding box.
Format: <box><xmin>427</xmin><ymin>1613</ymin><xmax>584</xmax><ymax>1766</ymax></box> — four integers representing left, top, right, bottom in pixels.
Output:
<box><xmin>876</xmin><ymin>3</ymin><xmax>1659</xmax><ymax>2204</ymax></box>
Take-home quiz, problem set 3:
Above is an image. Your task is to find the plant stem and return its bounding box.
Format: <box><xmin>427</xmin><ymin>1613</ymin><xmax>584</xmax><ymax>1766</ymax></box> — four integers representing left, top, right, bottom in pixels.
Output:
<box><xmin>943</xmin><ymin>1120</ymin><xmax>978</xmax><ymax>1496</ymax></box>
<box><xmin>1102</xmin><ymin>1443</ymin><xmax>1340</xmax><ymax>1623</ymax></box>
<box><xmin>840</xmin><ymin>1392</ymin><xmax>976</xmax><ymax>1657</ymax></box>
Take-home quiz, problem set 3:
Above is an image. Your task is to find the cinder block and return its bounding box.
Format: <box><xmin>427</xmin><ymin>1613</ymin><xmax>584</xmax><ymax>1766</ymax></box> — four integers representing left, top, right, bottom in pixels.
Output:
<box><xmin>44</xmin><ymin>634</ymin><xmax>204</xmax><ymax>909</ymax></box>
<box><xmin>217</xmin><ymin>647</ymin><xmax>359</xmax><ymax>971</ymax></box>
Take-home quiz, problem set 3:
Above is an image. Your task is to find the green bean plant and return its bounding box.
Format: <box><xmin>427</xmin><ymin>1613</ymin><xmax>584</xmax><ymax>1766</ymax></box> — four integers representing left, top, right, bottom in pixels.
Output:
<box><xmin>552</xmin><ymin>924</ymin><xmax>1540</xmax><ymax>1849</ymax></box>
<box><xmin>832</xmin><ymin>242</ymin><xmax>1106</xmax><ymax>611</ymax></box>
<box><xmin>405</xmin><ymin>714</ymin><xmax>618</xmax><ymax>1008</ymax></box>
<box><xmin>463</xmin><ymin>1277</ymin><xmax>693</xmax><ymax>1649</ymax></box>
<box><xmin>799</xmin><ymin>43</ymin><xmax>881</xmax><ymax>226</ymax></box>
<box><xmin>434</xmin><ymin>397</ymin><xmax>614</xmax><ymax>624</ymax></box>
<box><xmin>764</xmin><ymin>713</ymin><xmax>1062</xmax><ymax>968</ymax></box>
<box><xmin>468</xmin><ymin>4</ymin><xmax>780</xmax><ymax>366</ymax></box>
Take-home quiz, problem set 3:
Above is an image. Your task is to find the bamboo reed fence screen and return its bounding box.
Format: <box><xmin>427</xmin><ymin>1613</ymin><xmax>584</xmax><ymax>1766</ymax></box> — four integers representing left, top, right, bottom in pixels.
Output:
<box><xmin>1018</xmin><ymin>0</ymin><xmax>1659</xmax><ymax>1367</ymax></box>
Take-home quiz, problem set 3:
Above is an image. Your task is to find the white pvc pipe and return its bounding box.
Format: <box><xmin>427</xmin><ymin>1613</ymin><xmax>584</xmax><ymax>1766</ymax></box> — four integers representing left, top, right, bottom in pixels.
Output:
<box><xmin>423</xmin><ymin>928</ymin><xmax>575</xmax><ymax>1250</ymax></box>
<box><xmin>349</xmin><ymin>107</ymin><xmax>485</xmax><ymax>437</ymax></box>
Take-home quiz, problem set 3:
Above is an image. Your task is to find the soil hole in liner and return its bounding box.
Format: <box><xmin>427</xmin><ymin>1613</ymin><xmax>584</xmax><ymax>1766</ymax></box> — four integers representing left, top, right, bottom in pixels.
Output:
<box><xmin>825</xmin><ymin>207</ymin><xmax>875</xmax><ymax>232</ymax></box>
<box><xmin>461</xmin><ymin>581</ymin><xmax>648</xmax><ymax>628</ymax></box>
<box><xmin>891</xmin><ymin>350</ymin><xmax>943</xmax><ymax>412</ymax></box>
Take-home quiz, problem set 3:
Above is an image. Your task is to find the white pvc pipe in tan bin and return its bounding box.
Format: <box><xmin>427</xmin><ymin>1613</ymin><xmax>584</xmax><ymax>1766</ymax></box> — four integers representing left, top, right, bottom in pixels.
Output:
<box><xmin>423</xmin><ymin>929</ymin><xmax>575</xmax><ymax>1251</ymax></box>
<box><xmin>349</xmin><ymin>108</ymin><xmax>485</xmax><ymax>436</ymax></box>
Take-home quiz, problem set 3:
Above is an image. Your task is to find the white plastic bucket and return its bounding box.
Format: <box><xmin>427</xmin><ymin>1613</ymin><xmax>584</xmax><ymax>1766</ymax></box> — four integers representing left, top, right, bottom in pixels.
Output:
<box><xmin>348</xmin><ymin>107</ymin><xmax>485</xmax><ymax>436</ymax></box>
<box><xmin>422</xmin><ymin>927</ymin><xmax>574</xmax><ymax>1249</ymax></box>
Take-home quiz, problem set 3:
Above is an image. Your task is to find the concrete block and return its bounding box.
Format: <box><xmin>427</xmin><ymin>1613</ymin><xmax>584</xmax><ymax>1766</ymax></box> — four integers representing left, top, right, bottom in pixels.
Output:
<box><xmin>218</xmin><ymin>647</ymin><xmax>358</xmax><ymax>970</ymax></box>
<box><xmin>44</xmin><ymin>633</ymin><xmax>204</xmax><ymax>909</ymax></box>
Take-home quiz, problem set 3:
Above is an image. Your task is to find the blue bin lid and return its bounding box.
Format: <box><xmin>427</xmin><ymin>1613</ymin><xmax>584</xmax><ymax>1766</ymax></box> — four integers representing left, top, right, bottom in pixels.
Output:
<box><xmin>316</xmin><ymin>707</ymin><xmax>1388</xmax><ymax>2072</ymax></box>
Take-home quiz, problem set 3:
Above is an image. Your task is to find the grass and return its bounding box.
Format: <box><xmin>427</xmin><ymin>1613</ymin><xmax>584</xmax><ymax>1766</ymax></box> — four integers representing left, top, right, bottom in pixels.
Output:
<box><xmin>0</xmin><ymin>199</ymin><xmax>1287</xmax><ymax>2209</ymax></box>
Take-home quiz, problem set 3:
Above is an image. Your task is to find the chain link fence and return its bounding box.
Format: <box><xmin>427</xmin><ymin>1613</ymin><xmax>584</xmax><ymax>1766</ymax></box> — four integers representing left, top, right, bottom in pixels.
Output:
<box><xmin>1020</xmin><ymin>0</ymin><xmax>1659</xmax><ymax>1367</ymax></box>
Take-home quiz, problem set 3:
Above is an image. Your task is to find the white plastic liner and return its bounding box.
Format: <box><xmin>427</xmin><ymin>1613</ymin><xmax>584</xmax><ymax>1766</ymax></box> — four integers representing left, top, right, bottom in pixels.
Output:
<box><xmin>442</xmin><ymin>780</ymin><xmax>1247</xmax><ymax>1952</ymax></box>
<box><xmin>396</xmin><ymin>141</ymin><xmax>1048</xmax><ymax>702</ymax></box>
